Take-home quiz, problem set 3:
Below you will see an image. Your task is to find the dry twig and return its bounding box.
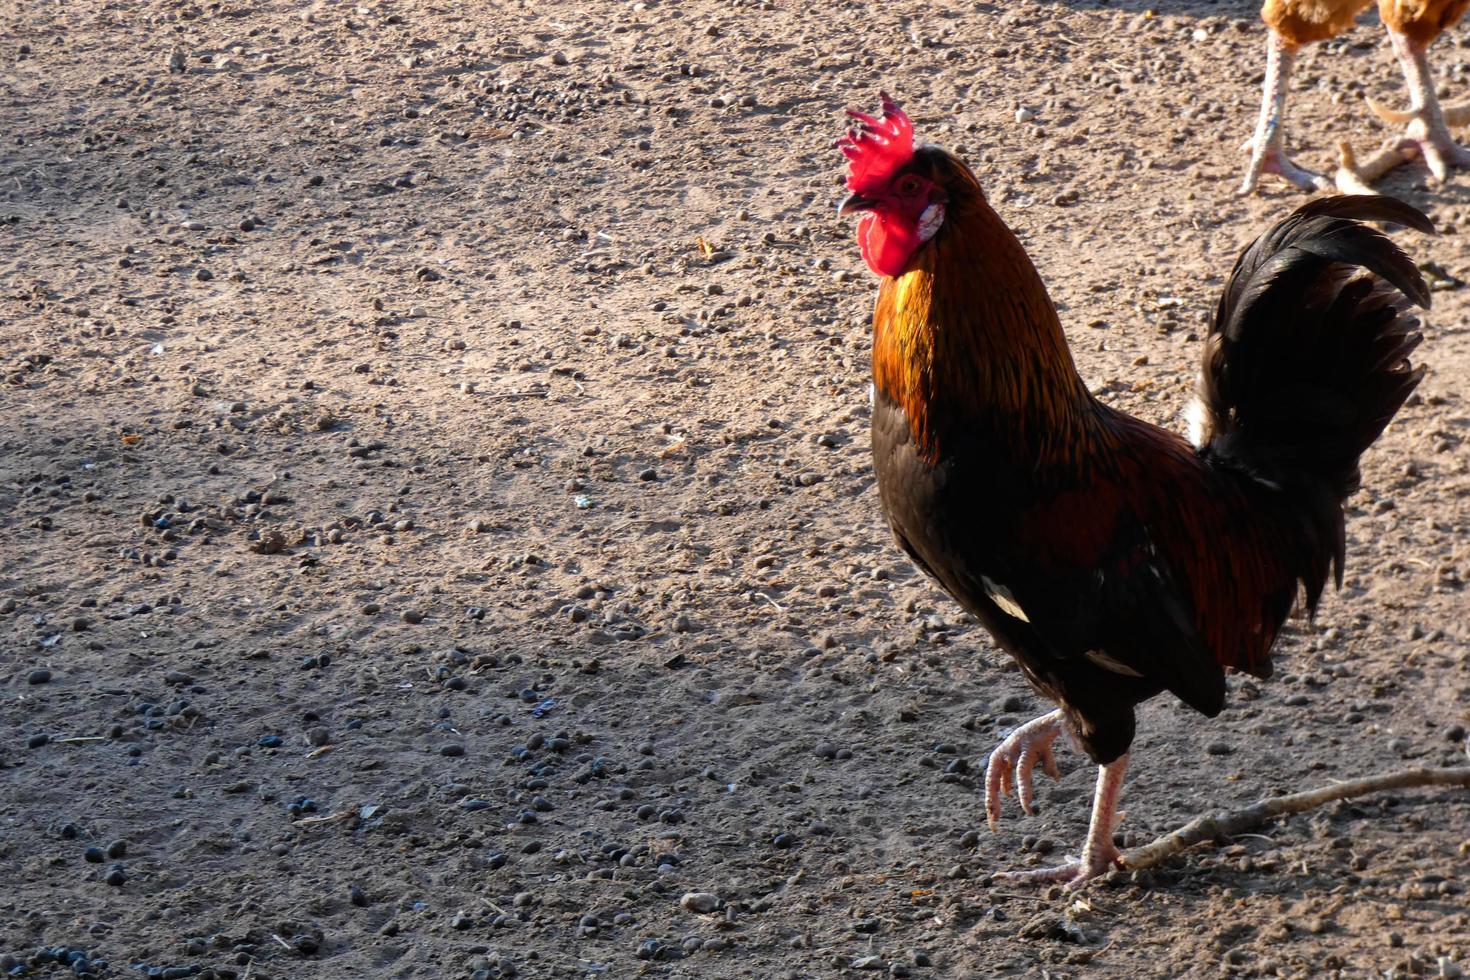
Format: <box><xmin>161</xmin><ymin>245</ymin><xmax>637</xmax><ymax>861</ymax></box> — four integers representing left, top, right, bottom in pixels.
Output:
<box><xmin>1123</xmin><ymin>766</ymin><xmax>1470</xmax><ymax>872</ymax></box>
<box><xmin>293</xmin><ymin>810</ymin><xmax>354</xmax><ymax>828</ymax></box>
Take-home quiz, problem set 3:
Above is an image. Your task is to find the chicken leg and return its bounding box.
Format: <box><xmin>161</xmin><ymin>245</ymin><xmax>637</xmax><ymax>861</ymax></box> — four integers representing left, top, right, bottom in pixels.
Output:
<box><xmin>993</xmin><ymin>757</ymin><xmax>1129</xmax><ymax>890</ymax></box>
<box><xmin>1365</xmin><ymin>29</ymin><xmax>1470</xmax><ymax>182</ymax></box>
<box><xmin>1240</xmin><ymin>31</ymin><xmax>1333</xmax><ymax>195</ymax></box>
<box><xmin>985</xmin><ymin>711</ymin><xmax>1128</xmax><ymax>890</ymax></box>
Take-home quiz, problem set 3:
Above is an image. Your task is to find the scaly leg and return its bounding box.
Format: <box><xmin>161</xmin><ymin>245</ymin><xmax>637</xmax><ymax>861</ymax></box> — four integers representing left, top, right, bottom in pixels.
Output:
<box><xmin>1240</xmin><ymin>31</ymin><xmax>1332</xmax><ymax>195</ymax></box>
<box><xmin>984</xmin><ymin>709</ymin><xmax>1065</xmax><ymax>829</ymax></box>
<box><xmin>1367</xmin><ymin>29</ymin><xmax>1470</xmax><ymax>183</ymax></box>
<box><xmin>994</xmin><ymin>755</ymin><xmax>1129</xmax><ymax>891</ymax></box>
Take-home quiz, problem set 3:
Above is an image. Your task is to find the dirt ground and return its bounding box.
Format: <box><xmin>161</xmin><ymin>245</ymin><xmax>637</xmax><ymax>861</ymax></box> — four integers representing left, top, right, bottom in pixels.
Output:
<box><xmin>2</xmin><ymin>0</ymin><xmax>1468</xmax><ymax>977</ymax></box>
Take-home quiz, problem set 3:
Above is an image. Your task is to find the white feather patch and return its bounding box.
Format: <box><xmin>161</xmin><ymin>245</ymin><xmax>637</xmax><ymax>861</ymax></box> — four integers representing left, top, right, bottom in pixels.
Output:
<box><xmin>981</xmin><ymin>576</ymin><xmax>1030</xmax><ymax>623</ymax></box>
<box><xmin>1085</xmin><ymin>649</ymin><xmax>1146</xmax><ymax>678</ymax></box>
<box><xmin>1183</xmin><ymin>393</ymin><xmax>1210</xmax><ymax>449</ymax></box>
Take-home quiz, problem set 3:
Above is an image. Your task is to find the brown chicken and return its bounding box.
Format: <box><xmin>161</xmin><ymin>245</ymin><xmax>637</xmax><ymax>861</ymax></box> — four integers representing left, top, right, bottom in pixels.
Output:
<box><xmin>1241</xmin><ymin>0</ymin><xmax>1470</xmax><ymax>193</ymax></box>
<box><xmin>839</xmin><ymin>95</ymin><xmax>1431</xmax><ymax>886</ymax></box>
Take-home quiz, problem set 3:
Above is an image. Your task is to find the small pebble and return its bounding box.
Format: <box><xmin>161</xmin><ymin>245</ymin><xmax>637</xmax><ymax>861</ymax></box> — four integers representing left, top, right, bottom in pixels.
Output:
<box><xmin>680</xmin><ymin>892</ymin><xmax>719</xmax><ymax>913</ymax></box>
<box><xmin>27</xmin><ymin>668</ymin><xmax>52</xmax><ymax>685</ymax></box>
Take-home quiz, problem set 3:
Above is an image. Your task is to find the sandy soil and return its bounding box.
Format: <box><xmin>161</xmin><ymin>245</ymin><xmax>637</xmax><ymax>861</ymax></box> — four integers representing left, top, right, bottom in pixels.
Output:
<box><xmin>2</xmin><ymin>1</ymin><xmax>1468</xmax><ymax>977</ymax></box>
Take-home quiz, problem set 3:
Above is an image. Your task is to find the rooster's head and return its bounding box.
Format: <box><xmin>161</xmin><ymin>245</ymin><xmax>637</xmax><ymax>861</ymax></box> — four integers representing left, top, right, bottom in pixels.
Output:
<box><xmin>837</xmin><ymin>93</ymin><xmax>950</xmax><ymax>278</ymax></box>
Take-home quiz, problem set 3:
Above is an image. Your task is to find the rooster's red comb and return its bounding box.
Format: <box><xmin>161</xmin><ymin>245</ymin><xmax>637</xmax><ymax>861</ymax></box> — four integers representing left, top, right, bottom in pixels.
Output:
<box><xmin>836</xmin><ymin>92</ymin><xmax>914</xmax><ymax>193</ymax></box>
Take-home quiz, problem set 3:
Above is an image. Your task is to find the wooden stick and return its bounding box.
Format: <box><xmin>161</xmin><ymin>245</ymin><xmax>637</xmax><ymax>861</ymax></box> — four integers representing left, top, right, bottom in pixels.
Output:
<box><xmin>1123</xmin><ymin>766</ymin><xmax>1470</xmax><ymax>872</ymax></box>
<box><xmin>293</xmin><ymin>810</ymin><xmax>354</xmax><ymax>827</ymax></box>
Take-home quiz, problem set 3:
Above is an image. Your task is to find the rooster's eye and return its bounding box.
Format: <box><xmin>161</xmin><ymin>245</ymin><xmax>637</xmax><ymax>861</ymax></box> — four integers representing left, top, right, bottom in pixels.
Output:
<box><xmin>897</xmin><ymin>176</ymin><xmax>923</xmax><ymax>195</ymax></box>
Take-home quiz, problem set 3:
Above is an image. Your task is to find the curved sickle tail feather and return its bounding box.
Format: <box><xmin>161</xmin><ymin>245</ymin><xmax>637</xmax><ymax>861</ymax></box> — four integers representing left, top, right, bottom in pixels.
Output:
<box><xmin>1193</xmin><ymin>195</ymin><xmax>1432</xmax><ymax>614</ymax></box>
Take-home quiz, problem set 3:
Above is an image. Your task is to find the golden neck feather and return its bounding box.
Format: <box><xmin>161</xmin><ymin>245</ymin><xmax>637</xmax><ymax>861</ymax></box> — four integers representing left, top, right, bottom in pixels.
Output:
<box><xmin>870</xmin><ymin>196</ymin><xmax>1101</xmax><ymax>465</ymax></box>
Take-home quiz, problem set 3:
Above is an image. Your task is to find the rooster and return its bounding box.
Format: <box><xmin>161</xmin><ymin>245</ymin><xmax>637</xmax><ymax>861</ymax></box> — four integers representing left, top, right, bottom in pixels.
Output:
<box><xmin>838</xmin><ymin>95</ymin><xmax>1431</xmax><ymax>887</ymax></box>
<box><xmin>1240</xmin><ymin>0</ymin><xmax>1470</xmax><ymax>194</ymax></box>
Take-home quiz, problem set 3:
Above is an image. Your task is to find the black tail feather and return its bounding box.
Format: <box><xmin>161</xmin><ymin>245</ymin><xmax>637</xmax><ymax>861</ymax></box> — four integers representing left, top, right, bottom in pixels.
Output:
<box><xmin>1197</xmin><ymin>195</ymin><xmax>1431</xmax><ymax>610</ymax></box>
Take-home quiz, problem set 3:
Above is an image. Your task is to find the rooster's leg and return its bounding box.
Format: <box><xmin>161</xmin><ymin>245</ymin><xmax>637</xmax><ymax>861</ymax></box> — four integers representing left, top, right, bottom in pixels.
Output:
<box><xmin>993</xmin><ymin>755</ymin><xmax>1129</xmax><ymax>891</ymax></box>
<box><xmin>984</xmin><ymin>709</ymin><xmax>1065</xmax><ymax>829</ymax></box>
<box><xmin>1240</xmin><ymin>31</ymin><xmax>1331</xmax><ymax>195</ymax></box>
<box><xmin>1367</xmin><ymin>29</ymin><xmax>1470</xmax><ymax>183</ymax></box>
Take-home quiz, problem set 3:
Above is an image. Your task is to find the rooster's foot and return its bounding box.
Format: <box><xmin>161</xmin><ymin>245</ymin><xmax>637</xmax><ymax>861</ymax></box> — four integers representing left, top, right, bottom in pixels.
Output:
<box><xmin>1239</xmin><ymin>143</ymin><xmax>1331</xmax><ymax>196</ymax></box>
<box><xmin>1363</xmin><ymin>99</ymin><xmax>1470</xmax><ymax>183</ymax></box>
<box><xmin>984</xmin><ymin>709</ymin><xmax>1065</xmax><ymax>829</ymax></box>
<box><xmin>1371</xmin><ymin>29</ymin><xmax>1470</xmax><ymax>185</ymax></box>
<box><xmin>990</xmin><ymin>756</ymin><xmax>1130</xmax><ymax>892</ymax></box>
<box><xmin>1334</xmin><ymin>138</ymin><xmax>1420</xmax><ymax>195</ymax></box>
<box><xmin>992</xmin><ymin>842</ymin><xmax>1123</xmax><ymax>892</ymax></box>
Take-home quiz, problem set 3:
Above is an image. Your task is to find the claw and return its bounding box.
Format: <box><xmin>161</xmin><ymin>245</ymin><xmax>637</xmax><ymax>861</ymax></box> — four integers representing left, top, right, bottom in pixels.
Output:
<box><xmin>984</xmin><ymin>709</ymin><xmax>1066</xmax><ymax>831</ymax></box>
<box><xmin>1419</xmin><ymin>139</ymin><xmax>1470</xmax><ymax>184</ymax></box>
<box><xmin>1015</xmin><ymin>740</ymin><xmax>1060</xmax><ymax>815</ymax></box>
<box><xmin>1366</xmin><ymin>96</ymin><xmax>1416</xmax><ymax>126</ymax></box>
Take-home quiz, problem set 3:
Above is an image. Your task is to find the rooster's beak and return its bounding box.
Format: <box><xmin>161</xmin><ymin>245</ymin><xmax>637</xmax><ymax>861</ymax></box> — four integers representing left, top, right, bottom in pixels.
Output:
<box><xmin>838</xmin><ymin>192</ymin><xmax>877</xmax><ymax>216</ymax></box>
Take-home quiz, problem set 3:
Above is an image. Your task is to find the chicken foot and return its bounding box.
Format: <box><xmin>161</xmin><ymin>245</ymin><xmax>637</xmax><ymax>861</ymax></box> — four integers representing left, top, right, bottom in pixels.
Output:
<box><xmin>1334</xmin><ymin>138</ymin><xmax>1421</xmax><ymax>195</ymax></box>
<box><xmin>1240</xmin><ymin>31</ymin><xmax>1332</xmax><ymax>195</ymax></box>
<box><xmin>984</xmin><ymin>709</ymin><xmax>1065</xmax><ymax>829</ymax></box>
<box><xmin>993</xmin><ymin>756</ymin><xmax>1129</xmax><ymax>891</ymax></box>
<box><xmin>1364</xmin><ymin>29</ymin><xmax>1470</xmax><ymax>183</ymax></box>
